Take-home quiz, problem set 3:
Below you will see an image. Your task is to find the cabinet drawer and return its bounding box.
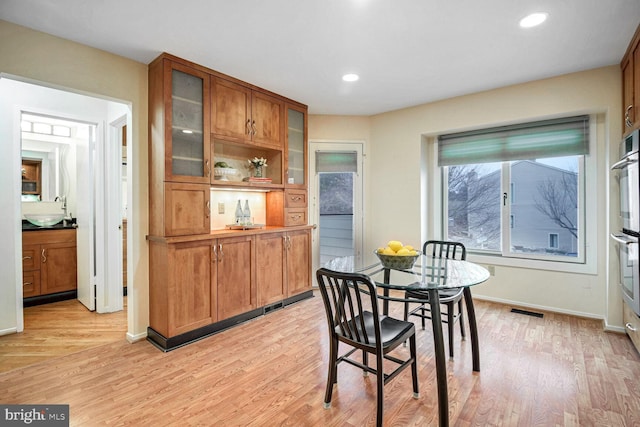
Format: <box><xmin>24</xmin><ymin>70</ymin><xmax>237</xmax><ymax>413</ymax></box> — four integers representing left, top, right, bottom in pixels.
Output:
<box><xmin>623</xmin><ymin>302</ymin><xmax>640</xmax><ymax>353</ymax></box>
<box><xmin>23</xmin><ymin>270</ymin><xmax>41</xmax><ymax>298</ymax></box>
<box><xmin>22</xmin><ymin>245</ymin><xmax>40</xmax><ymax>271</ymax></box>
<box><xmin>284</xmin><ymin>209</ymin><xmax>307</xmax><ymax>226</ymax></box>
<box><xmin>285</xmin><ymin>190</ymin><xmax>307</xmax><ymax>208</ymax></box>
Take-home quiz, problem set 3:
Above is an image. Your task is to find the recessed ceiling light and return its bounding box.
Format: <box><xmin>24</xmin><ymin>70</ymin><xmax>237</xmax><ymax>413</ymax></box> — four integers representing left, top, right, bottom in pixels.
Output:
<box><xmin>342</xmin><ymin>73</ymin><xmax>359</xmax><ymax>82</ymax></box>
<box><xmin>519</xmin><ymin>12</ymin><xmax>548</xmax><ymax>28</ymax></box>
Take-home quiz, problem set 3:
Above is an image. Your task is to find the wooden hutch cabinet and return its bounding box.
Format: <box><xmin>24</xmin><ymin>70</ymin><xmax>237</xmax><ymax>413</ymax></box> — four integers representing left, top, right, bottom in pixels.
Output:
<box><xmin>148</xmin><ymin>53</ymin><xmax>312</xmax><ymax>351</ymax></box>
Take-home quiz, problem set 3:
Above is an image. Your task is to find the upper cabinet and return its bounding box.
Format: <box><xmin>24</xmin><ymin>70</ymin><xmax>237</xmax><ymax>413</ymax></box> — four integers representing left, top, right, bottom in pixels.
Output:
<box><xmin>149</xmin><ymin>58</ymin><xmax>211</xmax><ymax>184</ymax></box>
<box><xmin>622</xmin><ymin>24</ymin><xmax>640</xmax><ymax>133</ymax></box>
<box><xmin>211</xmin><ymin>77</ymin><xmax>284</xmax><ymax>148</ymax></box>
<box><xmin>285</xmin><ymin>104</ymin><xmax>307</xmax><ymax>189</ymax></box>
<box><xmin>21</xmin><ymin>159</ymin><xmax>42</xmax><ymax>196</ymax></box>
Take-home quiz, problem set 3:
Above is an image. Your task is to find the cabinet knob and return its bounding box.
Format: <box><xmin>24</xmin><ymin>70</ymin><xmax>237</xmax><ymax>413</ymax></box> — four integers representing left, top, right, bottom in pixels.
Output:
<box><xmin>205</xmin><ymin>201</ymin><xmax>210</xmax><ymax>219</ymax></box>
<box><xmin>23</xmin><ymin>256</ymin><xmax>32</xmax><ymax>261</ymax></box>
<box><xmin>41</xmin><ymin>249</ymin><xmax>47</xmax><ymax>263</ymax></box>
<box><xmin>246</xmin><ymin>119</ymin><xmax>252</xmax><ymax>135</ymax></box>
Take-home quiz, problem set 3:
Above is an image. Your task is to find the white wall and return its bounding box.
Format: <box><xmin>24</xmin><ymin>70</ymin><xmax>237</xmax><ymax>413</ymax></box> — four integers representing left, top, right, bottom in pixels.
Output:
<box><xmin>0</xmin><ymin>19</ymin><xmax>149</xmax><ymax>341</ymax></box>
<box><xmin>310</xmin><ymin>65</ymin><xmax>624</xmax><ymax>329</ymax></box>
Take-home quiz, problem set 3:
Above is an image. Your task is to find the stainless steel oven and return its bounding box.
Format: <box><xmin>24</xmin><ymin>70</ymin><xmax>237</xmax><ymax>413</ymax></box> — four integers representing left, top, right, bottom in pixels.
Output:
<box><xmin>610</xmin><ymin>233</ymin><xmax>640</xmax><ymax>315</ymax></box>
<box><xmin>611</xmin><ymin>129</ymin><xmax>639</xmax><ymax>235</ymax></box>
<box><xmin>611</xmin><ymin>129</ymin><xmax>640</xmax><ymax>316</ymax></box>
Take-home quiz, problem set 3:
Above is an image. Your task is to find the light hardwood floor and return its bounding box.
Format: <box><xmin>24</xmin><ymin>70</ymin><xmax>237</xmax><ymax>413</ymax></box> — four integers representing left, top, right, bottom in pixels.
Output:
<box><xmin>1</xmin><ymin>292</ymin><xmax>640</xmax><ymax>426</ymax></box>
<box><xmin>0</xmin><ymin>298</ymin><xmax>127</xmax><ymax>373</ymax></box>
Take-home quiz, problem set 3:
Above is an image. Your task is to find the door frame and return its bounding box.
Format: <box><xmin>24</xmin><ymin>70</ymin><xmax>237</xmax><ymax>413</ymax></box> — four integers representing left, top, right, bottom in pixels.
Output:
<box><xmin>12</xmin><ymin>79</ymin><xmax>129</xmax><ymax>327</ymax></box>
<box><xmin>308</xmin><ymin>140</ymin><xmax>365</xmax><ymax>277</ymax></box>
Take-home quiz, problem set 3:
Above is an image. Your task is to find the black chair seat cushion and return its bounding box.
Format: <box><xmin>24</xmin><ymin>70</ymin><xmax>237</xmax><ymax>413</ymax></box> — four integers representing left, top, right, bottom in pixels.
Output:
<box><xmin>336</xmin><ymin>311</ymin><xmax>415</xmax><ymax>348</ymax></box>
<box><xmin>405</xmin><ymin>287</ymin><xmax>463</xmax><ymax>303</ymax></box>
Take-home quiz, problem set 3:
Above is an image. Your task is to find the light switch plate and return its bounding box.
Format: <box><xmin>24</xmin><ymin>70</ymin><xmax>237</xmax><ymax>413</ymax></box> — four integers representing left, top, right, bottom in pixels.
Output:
<box><xmin>218</xmin><ymin>203</ymin><xmax>225</xmax><ymax>214</ymax></box>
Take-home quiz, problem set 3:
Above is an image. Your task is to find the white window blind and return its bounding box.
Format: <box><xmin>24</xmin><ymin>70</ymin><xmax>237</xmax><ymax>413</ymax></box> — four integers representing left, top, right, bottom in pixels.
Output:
<box><xmin>438</xmin><ymin>116</ymin><xmax>589</xmax><ymax>166</ymax></box>
<box><xmin>315</xmin><ymin>151</ymin><xmax>358</xmax><ymax>173</ymax></box>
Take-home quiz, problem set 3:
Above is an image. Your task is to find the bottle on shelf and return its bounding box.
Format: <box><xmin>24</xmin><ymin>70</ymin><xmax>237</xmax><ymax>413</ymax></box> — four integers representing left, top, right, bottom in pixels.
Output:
<box><xmin>235</xmin><ymin>200</ymin><xmax>243</xmax><ymax>225</ymax></box>
<box><xmin>243</xmin><ymin>200</ymin><xmax>251</xmax><ymax>225</ymax></box>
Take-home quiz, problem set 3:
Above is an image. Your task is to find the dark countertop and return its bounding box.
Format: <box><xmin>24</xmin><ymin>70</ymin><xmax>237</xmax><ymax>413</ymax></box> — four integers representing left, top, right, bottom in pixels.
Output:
<box><xmin>22</xmin><ymin>219</ymin><xmax>77</xmax><ymax>231</ymax></box>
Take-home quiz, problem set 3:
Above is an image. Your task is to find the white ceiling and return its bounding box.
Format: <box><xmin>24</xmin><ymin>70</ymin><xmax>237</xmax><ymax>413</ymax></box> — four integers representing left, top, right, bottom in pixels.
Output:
<box><xmin>1</xmin><ymin>0</ymin><xmax>640</xmax><ymax>116</ymax></box>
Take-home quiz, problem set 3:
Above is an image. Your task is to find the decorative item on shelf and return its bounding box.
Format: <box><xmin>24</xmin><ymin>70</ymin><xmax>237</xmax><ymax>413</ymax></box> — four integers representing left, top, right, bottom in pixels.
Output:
<box><xmin>214</xmin><ymin>161</ymin><xmax>237</xmax><ymax>181</ymax></box>
<box><xmin>248</xmin><ymin>157</ymin><xmax>268</xmax><ymax>178</ymax></box>
<box><xmin>234</xmin><ymin>200</ymin><xmax>243</xmax><ymax>225</ymax></box>
<box><xmin>243</xmin><ymin>200</ymin><xmax>252</xmax><ymax>225</ymax></box>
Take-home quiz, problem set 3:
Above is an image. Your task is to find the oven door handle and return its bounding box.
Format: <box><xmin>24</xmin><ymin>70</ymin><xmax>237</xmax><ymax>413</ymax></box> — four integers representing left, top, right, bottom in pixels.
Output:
<box><xmin>610</xmin><ymin>157</ymin><xmax>636</xmax><ymax>170</ymax></box>
<box><xmin>610</xmin><ymin>233</ymin><xmax>637</xmax><ymax>245</ymax></box>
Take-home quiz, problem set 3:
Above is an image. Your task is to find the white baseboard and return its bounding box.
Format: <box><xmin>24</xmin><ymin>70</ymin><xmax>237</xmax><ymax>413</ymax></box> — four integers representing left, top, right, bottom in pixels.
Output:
<box><xmin>126</xmin><ymin>331</ymin><xmax>147</xmax><ymax>343</ymax></box>
<box><xmin>473</xmin><ymin>294</ymin><xmax>604</xmax><ymax>321</ymax></box>
<box><xmin>0</xmin><ymin>327</ymin><xmax>18</xmax><ymax>337</ymax></box>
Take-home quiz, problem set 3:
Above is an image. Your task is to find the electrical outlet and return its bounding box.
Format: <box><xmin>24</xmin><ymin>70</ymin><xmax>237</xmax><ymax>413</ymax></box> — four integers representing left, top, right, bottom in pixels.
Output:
<box><xmin>487</xmin><ymin>265</ymin><xmax>495</xmax><ymax>276</ymax></box>
<box><xmin>218</xmin><ymin>203</ymin><xmax>225</xmax><ymax>214</ymax></box>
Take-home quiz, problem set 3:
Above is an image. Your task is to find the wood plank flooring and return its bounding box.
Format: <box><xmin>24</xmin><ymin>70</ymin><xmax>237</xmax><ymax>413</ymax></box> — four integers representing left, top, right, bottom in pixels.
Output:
<box><xmin>1</xmin><ymin>292</ymin><xmax>640</xmax><ymax>426</ymax></box>
<box><xmin>0</xmin><ymin>299</ymin><xmax>127</xmax><ymax>373</ymax></box>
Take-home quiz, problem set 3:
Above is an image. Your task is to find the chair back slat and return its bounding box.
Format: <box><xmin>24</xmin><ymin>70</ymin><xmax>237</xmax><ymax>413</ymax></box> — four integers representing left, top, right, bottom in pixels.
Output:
<box><xmin>423</xmin><ymin>240</ymin><xmax>466</xmax><ymax>261</ymax></box>
<box><xmin>316</xmin><ymin>268</ymin><xmax>380</xmax><ymax>347</ymax></box>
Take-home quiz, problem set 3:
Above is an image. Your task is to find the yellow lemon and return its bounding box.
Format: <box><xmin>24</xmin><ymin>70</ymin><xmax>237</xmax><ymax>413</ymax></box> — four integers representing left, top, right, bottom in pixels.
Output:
<box><xmin>403</xmin><ymin>245</ymin><xmax>414</xmax><ymax>251</ymax></box>
<box><xmin>396</xmin><ymin>247</ymin><xmax>411</xmax><ymax>256</ymax></box>
<box><xmin>382</xmin><ymin>247</ymin><xmax>396</xmax><ymax>255</ymax></box>
<box><xmin>409</xmin><ymin>250</ymin><xmax>418</xmax><ymax>256</ymax></box>
<box><xmin>377</xmin><ymin>247</ymin><xmax>385</xmax><ymax>254</ymax></box>
<box><xmin>387</xmin><ymin>240</ymin><xmax>403</xmax><ymax>252</ymax></box>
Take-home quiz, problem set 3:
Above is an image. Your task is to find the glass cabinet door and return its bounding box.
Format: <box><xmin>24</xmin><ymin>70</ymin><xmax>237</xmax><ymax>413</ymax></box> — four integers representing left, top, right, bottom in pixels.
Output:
<box><xmin>286</xmin><ymin>106</ymin><xmax>306</xmax><ymax>187</ymax></box>
<box><xmin>169</xmin><ymin>65</ymin><xmax>210</xmax><ymax>182</ymax></box>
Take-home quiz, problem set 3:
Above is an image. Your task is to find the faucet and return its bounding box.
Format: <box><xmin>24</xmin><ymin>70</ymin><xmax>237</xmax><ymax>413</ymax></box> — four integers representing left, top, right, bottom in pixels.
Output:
<box><xmin>56</xmin><ymin>196</ymin><xmax>69</xmax><ymax>219</ymax></box>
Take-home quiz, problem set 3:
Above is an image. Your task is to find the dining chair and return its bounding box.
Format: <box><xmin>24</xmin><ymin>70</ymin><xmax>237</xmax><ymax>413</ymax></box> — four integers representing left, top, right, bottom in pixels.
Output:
<box><xmin>403</xmin><ymin>240</ymin><xmax>467</xmax><ymax>359</ymax></box>
<box><xmin>316</xmin><ymin>268</ymin><xmax>419</xmax><ymax>427</ymax></box>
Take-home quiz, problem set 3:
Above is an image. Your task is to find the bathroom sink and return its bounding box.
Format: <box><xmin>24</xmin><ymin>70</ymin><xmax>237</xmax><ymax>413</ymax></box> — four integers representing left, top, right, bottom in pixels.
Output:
<box><xmin>24</xmin><ymin>213</ymin><xmax>65</xmax><ymax>227</ymax></box>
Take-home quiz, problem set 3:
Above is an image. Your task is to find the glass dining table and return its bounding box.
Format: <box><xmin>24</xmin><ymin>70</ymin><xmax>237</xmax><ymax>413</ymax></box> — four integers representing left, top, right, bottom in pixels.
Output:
<box><xmin>322</xmin><ymin>253</ymin><xmax>490</xmax><ymax>427</ymax></box>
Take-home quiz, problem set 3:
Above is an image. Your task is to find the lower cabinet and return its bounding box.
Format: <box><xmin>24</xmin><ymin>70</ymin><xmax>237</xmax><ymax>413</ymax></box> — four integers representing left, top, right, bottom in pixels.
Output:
<box><xmin>214</xmin><ymin>235</ymin><xmax>256</xmax><ymax>321</ymax></box>
<box><xmin>256</xmin><ymin>228</ymin><xmax>312</xmax><ymax>305</ymax></box>
<box><xmin>22</xmin><ymin>229</ymin><xmax>77</xmax><ymax>299</ymax></box>
<box><xmin>256</xmin><ymin>233</ymin><xmax>286</xmax><ymax>306</ymax></box>
<box><xmin>623</xmin><ymin>301</ymin><xmax>640</xmax><ymax>354</ymax></box>
<box><xmin>285</xmin><ymin>229</ymin><xmax>312</xmax><ymax>298</ymax></box>
<box><xmin>149</xmin><ymin>239</ymin><xmax>216</xmax><ymax>338</ymax></box>
<box><xmin>148</xmin><ymin>226</ymin><xmax>312</xmax><ymax>350</ymax></box>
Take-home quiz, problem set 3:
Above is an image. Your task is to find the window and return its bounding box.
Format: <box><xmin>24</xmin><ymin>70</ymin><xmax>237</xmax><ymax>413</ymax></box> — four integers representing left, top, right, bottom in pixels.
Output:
<box><xmin>439</xmin><ymin>116</ymin><xmax>588</xmax><ymax>263</ymax></box>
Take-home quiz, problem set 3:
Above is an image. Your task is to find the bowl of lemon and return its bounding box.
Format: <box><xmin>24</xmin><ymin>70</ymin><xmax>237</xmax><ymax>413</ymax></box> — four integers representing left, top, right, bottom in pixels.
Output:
<box><xmin>375</xmin><ymin>240</ymin><xmax>421</xmax><ymax>270</ymax></box>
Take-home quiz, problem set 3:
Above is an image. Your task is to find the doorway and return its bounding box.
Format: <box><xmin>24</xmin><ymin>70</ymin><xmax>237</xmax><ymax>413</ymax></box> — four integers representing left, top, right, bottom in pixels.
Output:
<box><xmin>309</xmin><ymin>141</ymin><xmax>364</xmax><ymax>275</ymax></box>
<box><xmin>6</xmin><ymin>78</ymin><xmax>130</xmax><ymax>335</ymax></box>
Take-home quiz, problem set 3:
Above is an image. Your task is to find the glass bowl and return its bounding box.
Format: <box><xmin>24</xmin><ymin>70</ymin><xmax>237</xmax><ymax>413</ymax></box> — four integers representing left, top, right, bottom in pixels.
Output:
<box><xmin>374</xmin><ymin>249</ymin><xmax>421</xmax><ymax>270</ymax></box>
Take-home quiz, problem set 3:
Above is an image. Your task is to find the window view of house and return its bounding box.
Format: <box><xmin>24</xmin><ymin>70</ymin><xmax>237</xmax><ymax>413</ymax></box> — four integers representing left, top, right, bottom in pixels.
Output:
<box><xmin>445</xmin><ymin>156</ymin><xmax>580</xmax><ymax>259</ymax></box>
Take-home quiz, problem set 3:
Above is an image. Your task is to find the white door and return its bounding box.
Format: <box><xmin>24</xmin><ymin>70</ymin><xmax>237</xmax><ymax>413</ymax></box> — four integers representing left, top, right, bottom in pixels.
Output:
<box><xmin>76</xmin><ymin>124</ymin><xmax>96</xmax><ymax>310</ymax></box>
<box><xmin>309</xmin><ymin>141</ymin><xmax>364</xmax><ymax>276</ymax></box>
<box><xmin>98</xmin><ymin>117</ymin><xmax>124</xmax><ymax>313</ymax></box>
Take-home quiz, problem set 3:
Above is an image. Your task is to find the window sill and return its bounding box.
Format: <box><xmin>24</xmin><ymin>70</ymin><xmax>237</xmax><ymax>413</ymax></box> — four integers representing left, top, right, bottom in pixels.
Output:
<box><xmin>467</xmin><ymin>252</ymin><xmax>596</xmax><ymax>275</ymax></box>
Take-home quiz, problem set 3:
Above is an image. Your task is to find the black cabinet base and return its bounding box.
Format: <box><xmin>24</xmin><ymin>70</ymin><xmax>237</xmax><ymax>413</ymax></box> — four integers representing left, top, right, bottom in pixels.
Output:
<box><xmin>147</xmin><ymin>291</ymin><xmax>314</xmax><ymax>352</ymax></box>
<box><xmin>24</xmin><ymin>290</ymin><xmax>77</xmax><ymax>307</ymax></box>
